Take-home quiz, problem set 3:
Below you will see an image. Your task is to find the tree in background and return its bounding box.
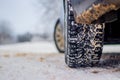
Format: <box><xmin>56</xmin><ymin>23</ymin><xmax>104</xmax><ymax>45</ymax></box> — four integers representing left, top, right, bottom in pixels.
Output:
<box><xmin>17</xmin><ymin>32</ymin><xmax>33</xmax><ymax>42</ymax></box>
<box><xmin>0</xmin><ymin>20</ymin><xmax>14</xmax><ymax>44</ymax></box>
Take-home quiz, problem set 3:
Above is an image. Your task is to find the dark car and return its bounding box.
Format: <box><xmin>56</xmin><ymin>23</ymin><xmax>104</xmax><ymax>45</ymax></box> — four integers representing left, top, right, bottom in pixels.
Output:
<box><xmin>54</xmin><ymin>0</ymin><xmax>120</xmax><ymax>68</ymax></box>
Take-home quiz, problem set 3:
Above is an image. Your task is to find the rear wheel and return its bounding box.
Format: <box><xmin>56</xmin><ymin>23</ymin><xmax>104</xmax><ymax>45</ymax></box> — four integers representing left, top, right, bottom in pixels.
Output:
<box><xmin>54</xmin><ymin>19</ymin><xmax>64</xmax><ymax>53</ymax></box>
<box><xmin>65</xmin><ymin>0</ymin><xmax>105</xmax><ymax>68</ymax></box>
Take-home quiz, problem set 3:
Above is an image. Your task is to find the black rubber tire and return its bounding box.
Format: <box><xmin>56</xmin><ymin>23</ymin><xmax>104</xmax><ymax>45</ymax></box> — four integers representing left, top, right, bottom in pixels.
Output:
<box><xmin>65</xmin><ymin>0</ymin><xmax>105</xmax><ymax>68</ymax></box>
<box><xmin>54</xmin><ymin>19</ymin><xmax>64</xmax><ymax>53</ymax></box>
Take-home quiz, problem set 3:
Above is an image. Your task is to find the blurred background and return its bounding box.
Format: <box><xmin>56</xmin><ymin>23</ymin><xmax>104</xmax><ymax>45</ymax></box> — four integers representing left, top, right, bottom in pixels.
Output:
<box><xmin>0</xmin><ymin>0</ymin><xmax>62</xmax><ymax>44</ymax></box>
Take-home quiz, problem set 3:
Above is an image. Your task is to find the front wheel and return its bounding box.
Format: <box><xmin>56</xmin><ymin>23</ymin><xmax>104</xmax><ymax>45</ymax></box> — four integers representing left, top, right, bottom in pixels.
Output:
<box><xmin>54</xmin><ymin>19</ymin><xmax>64</xmax><ymax>53</ymax></box>
<box><xmin>65</xmin><ymin>0</ymin><xmax>105</xmax><ymax>68</ymax></box>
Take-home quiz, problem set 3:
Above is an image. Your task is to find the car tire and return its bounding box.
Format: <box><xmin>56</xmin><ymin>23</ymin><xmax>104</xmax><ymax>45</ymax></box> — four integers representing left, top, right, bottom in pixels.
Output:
<box><xmin>65</xmin><ymin>0</ymin><xmax>105</xmax><ymax>68</ymax></box>
<box><xmin>54</xmin><ymin>19</ymin><xmax>64</xmax><ymax>53</ymax></box>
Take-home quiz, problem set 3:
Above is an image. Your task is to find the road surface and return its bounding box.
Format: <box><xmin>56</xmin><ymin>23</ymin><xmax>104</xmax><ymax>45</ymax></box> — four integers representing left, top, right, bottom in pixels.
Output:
<box><xmin>0</xmin><ymin>41</ymin><xmax>120</xmax><ymax>80</ymax></box>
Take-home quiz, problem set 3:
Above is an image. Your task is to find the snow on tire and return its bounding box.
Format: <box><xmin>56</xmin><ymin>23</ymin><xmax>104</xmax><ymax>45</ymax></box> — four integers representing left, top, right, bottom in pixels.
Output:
<box><xmin>65</xmin><ymin>0</ymin><xmax>105</xmax><ymax>68</ymax></box>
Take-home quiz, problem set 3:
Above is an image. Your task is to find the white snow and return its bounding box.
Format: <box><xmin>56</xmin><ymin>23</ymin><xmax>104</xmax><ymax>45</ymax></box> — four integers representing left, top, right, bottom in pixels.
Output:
<box><xmin>0</xmin><ymin>41</ymin><xmax>120</xmax><ymax>54</ymax></box>
<box><xmin>0</xmin><ymin>53</ymin><xmax>119</xmax><ymax>80</ymax></box>
<box><xmin>103</xmin><ymin>44</ymin><xmax>120</xmax><ymax>53</ymax></box>
<box><xmin>0</xmin><ymin>41</ymin><xmax>58</xmax><ymax>54</ymax></box>
<box><xmin>0</xmin><ymin>41</ymin><xmax>120</xmax><ymax>80</ymax></box>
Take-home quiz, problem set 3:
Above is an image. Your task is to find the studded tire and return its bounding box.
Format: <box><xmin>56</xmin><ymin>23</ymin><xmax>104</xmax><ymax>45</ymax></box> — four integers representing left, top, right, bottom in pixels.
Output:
<box><xmin>65</xmin><ymin>0</ymin><xmax>105</xmax><ymax>68</ymax></box>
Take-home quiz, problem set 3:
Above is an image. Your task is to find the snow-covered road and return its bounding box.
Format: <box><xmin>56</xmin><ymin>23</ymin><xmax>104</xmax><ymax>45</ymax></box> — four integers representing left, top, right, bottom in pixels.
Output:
<box><xmin>0</xmin><ymin>41</ymin><xmax>58</xmax><ymax>54</ymax></box>
<box><xmin>0</xmin><ymin>41</ymin><xmax>120</xmax><ymax>54</ymax></box>
<box><xmin>0</xmin><ymin>53</ymin><xmax>119</xmax><ymax>80</ymax></box>
<box><xmin>0</xmin><ymin>41</ymin><xmax>120</xmax><ymax>80</ymax></box>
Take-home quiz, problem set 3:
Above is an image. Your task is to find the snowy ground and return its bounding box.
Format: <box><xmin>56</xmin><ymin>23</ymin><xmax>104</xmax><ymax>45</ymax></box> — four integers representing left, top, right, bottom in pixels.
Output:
<box><xmin>0</xmin><ymin>41</ymin><xmax>120</xmax><ymax>80</ymax></box>
<box><xmin>0</xmin><ymin>41</ymin><xmax>120</xmax><ymax>54</ymax></box>
<box><xmin>0</xmin><ymin>41</ymin><xmax>58</xmax><ymax>54</ymax></box>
